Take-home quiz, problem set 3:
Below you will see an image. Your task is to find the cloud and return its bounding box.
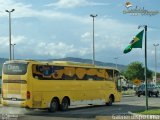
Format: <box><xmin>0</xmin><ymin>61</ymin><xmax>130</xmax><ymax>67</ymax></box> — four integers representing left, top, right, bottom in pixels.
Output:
<box><xmin>79</xmin><ymin>47</ymin><xmax>91</xmax><ymax>56</ymax></box>
<box><xmin>0</xmin><ymin>0</ymin><xmax>103</xmax><ymax>24</ymax></box>
<box><xmin>33</xmin><ymin>41</ymin><xmax>92</xmax><ymax>58</ymax></box>
<box><xmin>0</xmin><ymin>35</ymin><xmax>91</xmax><ymax>59</ymax></box>
<box><xmin>35</xmin><ymin>42</ymin><xmax>76</xmax><ymax>58</ymax></box>
<box><xmin>79</xmin><ymin>17</ymin><xmax>138</xmax><ymax>54</ymax></box>
<box><xmin>0</xmin><ymin>0</ymin><xmax>33</xmax><ymax>17</ymax></box>
<box><xmin>0</xmin><ymin>35</ymin><xmax>26</xmax><ymax>46</ymax></box>
<box><xmin>0</xmin><ymin>0</ymin><xmax>139</xmax><ymax>62</ymax></box>
<box><xmin>45</xmin><ymin>0</ymin><xmax>109</xmax><ymax>8</ymax></box>
<box><xmin>12</xmin><ymin>35</ymin><xmax>27</xmax><ymax>44</ymax></box>
<box><xmin>0</xmin><ymin>0</ymin><xmax>65</xmax><ymax>18</ymax></box>
<box><xmin>0</xmin><ymin>0</ymin><xmax>99</xmax><ymax>23</ymax></box>
<box><xmin>81</xmin><ymin>32</ymin><xmax>91</xmax><ymax>42</ymax></box>
<box><xmin>0</xmin><ymin>0</ymin><xmax>156</xmax><ymax>69</ymax></box>
<box><xmin>0</xmin><ymin>35</ymin><xmax>27</xmax><ymax>58</ymax></box>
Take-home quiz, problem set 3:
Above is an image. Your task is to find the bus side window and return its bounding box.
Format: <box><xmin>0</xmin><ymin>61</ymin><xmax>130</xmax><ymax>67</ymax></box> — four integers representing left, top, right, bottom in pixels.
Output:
<box><xmin>106</xmin><ymin>69</ymin><xmax>113</xmax><ymax>81</ymax></box>
<box><xmin>86</xmin><ymin>68</ymin><xmax>97</xmax><ymax>80</ymax></box>
<box><xmin>64</xmin><ymin>67</ymin><xmax>76</xmax><ymax>80</ymax></box>
<box><xmin>51</xmin><ymin>66</ymin><xmax>64</xmax><ymax>80</ymax></box>
<box><xmin>96</xmin><ymin>69</ymin><xmax>105</xmax><ymax>80</ymax></box>
<box><xmin>42</xmin><ymin>65</ymin><xmax>52</xmax><ymax>79</ymax></box>
<box><xmin>75</xmin><ymin>68</ymin><xmax>86</xmax><ymax>80</ymax></box>
<box><xmin>32</xmin><ymin>65</ymin><xmax>43</xmax><ymax>79</ymax></box>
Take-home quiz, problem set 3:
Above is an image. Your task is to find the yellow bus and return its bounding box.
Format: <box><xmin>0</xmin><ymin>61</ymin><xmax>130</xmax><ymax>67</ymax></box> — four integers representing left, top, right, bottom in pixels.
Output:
<box><xmin>2</xmin><ymin>60</ymin><xmax>122</xmax><ymax>112</ymax></box>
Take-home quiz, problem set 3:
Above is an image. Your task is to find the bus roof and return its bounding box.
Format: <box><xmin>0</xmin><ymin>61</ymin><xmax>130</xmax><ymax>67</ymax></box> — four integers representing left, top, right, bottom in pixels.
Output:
<box><xmin>4</xmin><ymin>60</ymin><xmax>119</xmax><ymax>71</ymax></box>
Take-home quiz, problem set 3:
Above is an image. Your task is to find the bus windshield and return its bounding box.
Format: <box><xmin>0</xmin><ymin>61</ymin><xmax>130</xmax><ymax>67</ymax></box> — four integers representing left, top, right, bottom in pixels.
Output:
<box><xmin>3</xmin><ymin>62</ymin><xmax>28</xmax><ymax>75</ymax></box>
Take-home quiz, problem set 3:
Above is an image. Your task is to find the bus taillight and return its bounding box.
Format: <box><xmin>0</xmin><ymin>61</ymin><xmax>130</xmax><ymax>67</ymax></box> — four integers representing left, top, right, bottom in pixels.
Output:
<box><xmin>27</xmin><ymin>91</ymin><xmax>30</xmax><ymax>99</ymax></box>
<box><xmin>2</xmin><ymin>89</ymin><xmax>3</xmax><ymax>98</ymax></box>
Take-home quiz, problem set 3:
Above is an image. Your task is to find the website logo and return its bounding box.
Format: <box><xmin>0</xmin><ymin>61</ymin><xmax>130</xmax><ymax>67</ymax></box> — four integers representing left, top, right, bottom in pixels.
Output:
<box><xmin>123</xmin><ymin>1</ymin><xmax>159</xmax><ymax>16</ymax></box>
<box><xmin>125</xmin><ymin>1</ymin><xmax>132</xmax><ymax>8</ymax></box>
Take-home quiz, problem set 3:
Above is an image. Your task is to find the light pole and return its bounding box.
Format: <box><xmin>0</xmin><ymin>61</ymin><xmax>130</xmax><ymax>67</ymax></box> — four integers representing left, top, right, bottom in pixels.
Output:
<box><xmin>138</xmin><ymin>25</ymin><xmax>148</xmax><ymax>110</ymax></box>
<box><xmin>90</xmin><ymin>14</ymin><xmax>97</xmax><ymax>65</ymax></box>
<box><xmin>153</xmin><ymin>44</ymin><xmax>159</xmax><ymax>85</ymax></box>
<box><xmin>5</xmin><ymin>9</ymin><xmax>15</xmax><ymax>60</ymax></box>
<box><xmin>114</xmin><ymin>57</ymin><xmax>119</xmax><ymax>69</ymax></box>
<box><xmin>11</xmin><ymin>43</ymin><xmax>16</xmax><ymax>60</ymax></box>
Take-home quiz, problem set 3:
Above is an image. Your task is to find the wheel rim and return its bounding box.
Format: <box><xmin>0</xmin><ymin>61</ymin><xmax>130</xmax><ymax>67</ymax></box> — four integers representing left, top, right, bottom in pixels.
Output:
<box><xmin>63</xmin><ymin>102</ymin><xmax>68</xmax><ymax>109</ymax></box>
<box><xmin>51</xmin><ymin>100</ymin><xmax>57</xmax><ymax>111</ymax></box>
<box><xmin>61</xmin><ymin>98</ymin><xmax>69</xmax><ymax>110</ymax></box>
<box><xmin>109</xmin><ymin>97</ymin><xmax>113</xmax><ymax>105</ymax></box>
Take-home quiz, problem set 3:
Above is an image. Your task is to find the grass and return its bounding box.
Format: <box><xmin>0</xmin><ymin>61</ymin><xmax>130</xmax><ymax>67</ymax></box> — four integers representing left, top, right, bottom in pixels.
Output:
<box><xmin>138</xmin><ymin>109</ymin><xmax>160</xmax><ymax>115</ymax></box>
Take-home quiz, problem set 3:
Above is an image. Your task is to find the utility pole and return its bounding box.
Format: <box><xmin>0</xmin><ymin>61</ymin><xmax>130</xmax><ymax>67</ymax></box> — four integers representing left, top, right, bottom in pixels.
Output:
<box><xmin>5</xmin><ymin>9</ymin><xmax>15</xmax><ymax>60</ymax></box>
<box><xmin>153</xmin><ymin>44</ymin><xmax>159</xmax><ymax>85</ymax></box>
<box><xmin>90</xmin><ymin>14</ymin><xmax>97</xmax><ymax>65</ymax></box>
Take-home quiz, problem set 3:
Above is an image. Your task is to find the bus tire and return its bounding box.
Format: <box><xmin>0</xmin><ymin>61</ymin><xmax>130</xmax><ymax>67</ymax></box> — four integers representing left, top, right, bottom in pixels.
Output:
<box><xmin>138</xmin><ymin>94</ymin><xmax>141</xmax><ymax>97</ymax></box>
<box><xmin>48</xmin><ymin>99</ymin><xmax>59</xmax><ymax>112</ymax></box>
<box><xmin>148</xmin><ymin>92</ymin><xmax>152</xmax><ymax>97</ymax></box>
<box><xmin>155</xmin><ymin>92</ymin><xmax>159</xmax><ymax>97</ymax></box>
<box><xmin>60</xmin><ymin>97</ymin><xmax>69</xmax><ymax>111</ymax></box>
<box><xmin>106</xmin><ymin>95</ymin><xmax>114</xmax><ymax>106</ymax></box>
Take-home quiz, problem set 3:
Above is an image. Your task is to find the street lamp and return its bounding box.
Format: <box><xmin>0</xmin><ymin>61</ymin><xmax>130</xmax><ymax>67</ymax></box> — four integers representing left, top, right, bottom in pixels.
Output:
<box><xmin>5</xmin><ymin>9</ymin><xmax>15</xmax><ymax>60</ymax></box>
<box><xmin>114</xmin><ymin>57</ymin><xmax>119</xmax><ymax>69</ymax></box>
<box><xmin>11</xmin><ymin>43</ymin><xmax>16</xmax><ymax>60</ymax></box>
<box><xmin>153</xmin><ymin>44</ymin><xmax>159</xmax><ymax>85</ymax></box>
<box><xmin>90</xmin><ymin>14</ymin><xmax>97</xmax><ymax>65</ymax></box>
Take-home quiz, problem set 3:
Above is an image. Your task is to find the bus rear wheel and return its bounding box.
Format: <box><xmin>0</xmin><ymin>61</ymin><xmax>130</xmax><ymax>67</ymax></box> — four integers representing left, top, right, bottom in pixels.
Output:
<box><xmin>60</xmin><ymin>97</ymin><xmax>69</xmax><ymax>111</ymax></box>
<box><xmin>106</xmin><ymin>95</ymin><xmax>114</xmax><ymax>106</ymax></box>
<box><xmin>48</xmin><ymin>99</ymin><xmax>59</xmax><ymax>112</ymax></box>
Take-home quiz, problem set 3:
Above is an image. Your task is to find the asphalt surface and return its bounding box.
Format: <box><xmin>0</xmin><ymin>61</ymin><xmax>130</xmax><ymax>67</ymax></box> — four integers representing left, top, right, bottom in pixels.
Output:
<box><xmin>0</xmin><ymin>95</ymin><xmax>160</xmax><ymax>120</ymax></box>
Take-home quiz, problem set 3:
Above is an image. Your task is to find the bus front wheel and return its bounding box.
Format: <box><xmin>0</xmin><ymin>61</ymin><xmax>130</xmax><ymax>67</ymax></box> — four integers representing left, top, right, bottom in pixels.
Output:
<box><xmin>60</xmin><ymin>97</ymin><xmax>69</xmax><ymax>111</ymax></box>
<box><xmin>48</xmin><ymin>99</ymin><xmax>59</xmax><ymax>112</ymax></box>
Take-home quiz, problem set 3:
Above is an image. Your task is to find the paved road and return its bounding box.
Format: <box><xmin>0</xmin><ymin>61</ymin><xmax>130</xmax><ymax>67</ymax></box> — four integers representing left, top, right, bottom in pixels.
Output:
<box><xmin>0</xmin><ymin>96</ymin><xmax>160</xmax><ymax>120</ymax></box>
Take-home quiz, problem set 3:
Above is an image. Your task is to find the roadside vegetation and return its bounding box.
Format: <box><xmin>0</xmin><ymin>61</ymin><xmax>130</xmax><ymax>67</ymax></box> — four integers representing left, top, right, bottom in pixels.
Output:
<box><xmin>121</xmin><ymin>61</ymin><xmax>152</xmax><ymax>82</ymax></box>
<box><xmin>138</xmin><ymin>109</ymin><xmax>160</xmax><ymax>115</ymax></box>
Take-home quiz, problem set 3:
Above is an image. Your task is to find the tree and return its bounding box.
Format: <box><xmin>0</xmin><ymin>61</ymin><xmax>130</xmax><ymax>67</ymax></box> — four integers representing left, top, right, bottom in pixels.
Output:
<box><xmin>156</xmin><ymin>73</ymin><xmax>160</xmax><ymax>78</ymax></box>
<box><xmin>123</xmin><ymin>61</ymin><xmax>152</xmax><ymax>82</ymax></box>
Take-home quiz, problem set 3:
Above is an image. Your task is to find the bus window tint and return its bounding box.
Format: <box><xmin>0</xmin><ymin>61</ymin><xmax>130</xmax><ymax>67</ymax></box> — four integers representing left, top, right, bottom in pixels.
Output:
<box><xmin>75</xmin><ymin>68</ymin><xmax>86</xmax><ymax>80</ymax></box>
<box><xmin>32</xmin><ymin>65</ymin><xmax>113</xmax><ymax>81</ymax></box>
<box><xmin>64</xmin><ymin>67</ymin><xmax>76</xmax><ymax>80</ymax></box>
<box><xmin>75</xmin><ymin>68</ymin><xmax>104</xmax><ymax>80</ymax></box>
<box><xmin>32</xmin><ymin>65</ymin><xmax>64</xmax><ymax>80</ymax></box>
<box><xmin>95</xmin><ymin>69</ymin><xmax>105</xmax><ymax>80</ymax></box>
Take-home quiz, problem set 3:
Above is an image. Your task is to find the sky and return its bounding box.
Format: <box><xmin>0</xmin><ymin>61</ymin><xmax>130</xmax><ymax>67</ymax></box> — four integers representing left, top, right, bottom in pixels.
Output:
<box><xmin>0</xmin><ymin>0</ymin><xmax>160</xmax><ymax>71</ymax></box>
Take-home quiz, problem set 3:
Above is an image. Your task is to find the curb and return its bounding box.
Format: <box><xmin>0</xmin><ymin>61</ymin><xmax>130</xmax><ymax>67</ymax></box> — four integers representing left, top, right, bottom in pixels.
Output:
<box><xmin>128</xmin><ymin>111</ymin><xmax>137</xmax><ymax>115</ymax></box>
<box><xmin>122</xmin><ymin>95</ymin><xmax>135</xmax><ymax>97</ymax></box>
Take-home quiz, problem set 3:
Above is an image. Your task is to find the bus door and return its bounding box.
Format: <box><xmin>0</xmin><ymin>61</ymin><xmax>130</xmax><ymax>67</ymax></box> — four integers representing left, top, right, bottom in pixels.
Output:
<box><xmin>114</xmin><ymin>70</ymin><xmax>122</xmax><ymax>101</ymax></box>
